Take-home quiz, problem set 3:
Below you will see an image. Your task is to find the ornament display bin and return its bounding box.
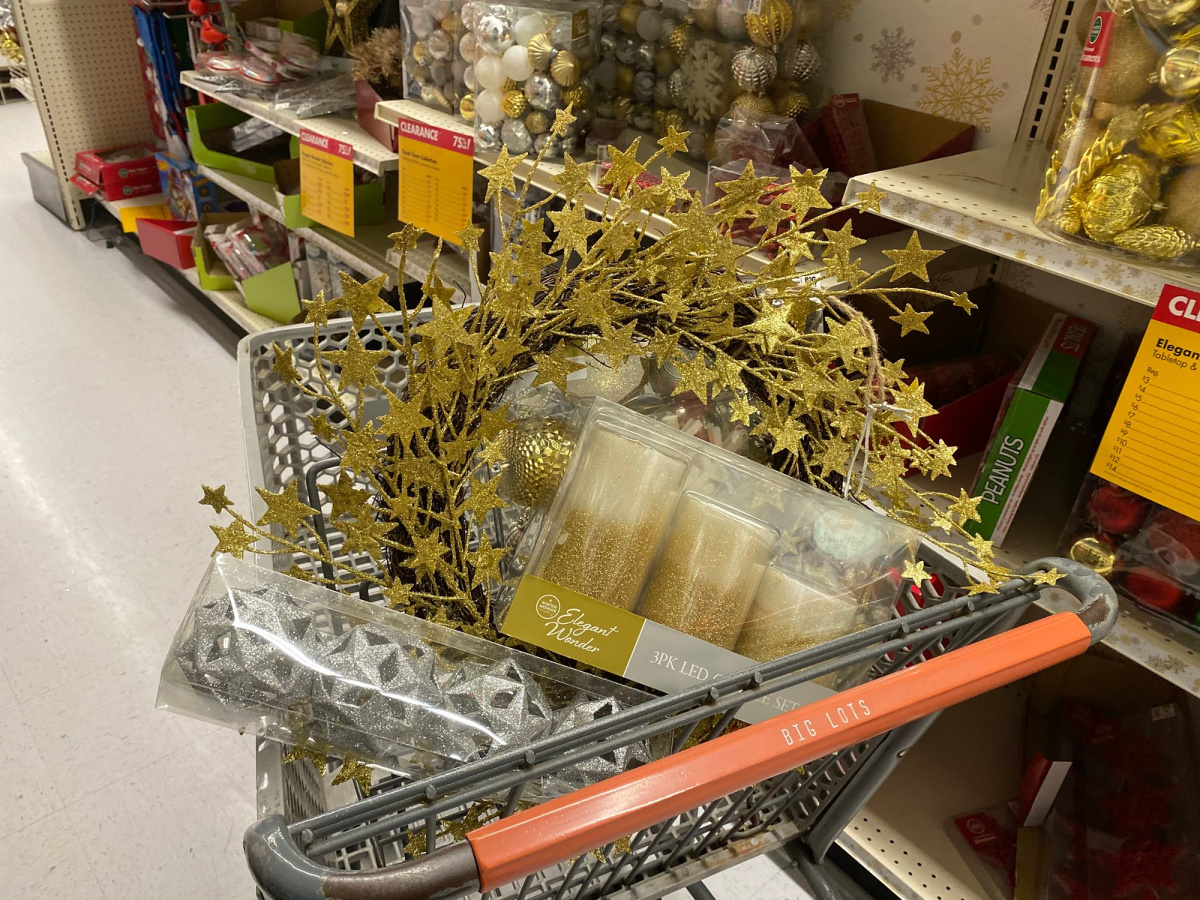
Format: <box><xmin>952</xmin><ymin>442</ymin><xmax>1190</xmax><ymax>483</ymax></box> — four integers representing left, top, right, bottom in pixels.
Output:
<box><xmin>233</xmin><ymin>316</ymin><xmax>1119</xmax><ymax>900</ymax></box>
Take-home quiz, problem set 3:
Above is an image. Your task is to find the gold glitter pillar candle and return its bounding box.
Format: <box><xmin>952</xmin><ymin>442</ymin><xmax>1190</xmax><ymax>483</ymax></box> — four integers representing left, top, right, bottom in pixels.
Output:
<box><xmin>734</xmin><ymin>567</ymin><xmax>863</xmax><ymax>662</ymax></box>
<box><xmin>533</xmin><ymin>429</ymin><xmax>689</xmax><ymax>611</ymax></box>
<box><xmin>636</xmin><ymin>494</ymin><xmax>777</xmax><ymax>650</ymax></box>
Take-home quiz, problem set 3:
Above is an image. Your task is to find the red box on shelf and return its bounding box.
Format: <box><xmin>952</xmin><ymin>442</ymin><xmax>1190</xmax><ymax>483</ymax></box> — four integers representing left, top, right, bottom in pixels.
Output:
<box><xmin>136</xmin><ymin>218</ymin><xmax>198</xmax><ymax>269</ymax></box>
<box><xmin>75</xmin><ymin>144</ymin><xmax>161</xmax><ymax>201</ymax></box>
<box><xmin>356</xmin><ymin>80</ymin><xmax>398</xmax><ymax>152</ymax></box>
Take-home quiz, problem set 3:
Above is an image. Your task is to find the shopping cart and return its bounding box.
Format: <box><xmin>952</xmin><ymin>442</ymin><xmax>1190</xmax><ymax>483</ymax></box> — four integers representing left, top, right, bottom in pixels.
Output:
<box><xmin>236</xmin><ymin>317</ymin><xmax>1119</xmax><ymax>900</ymax></box>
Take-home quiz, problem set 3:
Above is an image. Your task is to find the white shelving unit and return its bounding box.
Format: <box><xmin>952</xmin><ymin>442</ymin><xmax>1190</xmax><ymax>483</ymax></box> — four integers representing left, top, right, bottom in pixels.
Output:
<box><xmin>845</xmin><ymin>142</ymin><xmax>1200</xmax><ymax>309</ymax></box>
<box><xmin>180</xmin><ymin>267</ymin><xmax>279</xmax><ymax>335</ymax></box>
<box><xmin>180</xmin><ymin>70</ymin><xmax>397</xmax><ymax>175</ymax></box>
<box><xmin>195</xmin><ymin>164</ymin><xmax>398</xmax><ymax>287</ymax></box>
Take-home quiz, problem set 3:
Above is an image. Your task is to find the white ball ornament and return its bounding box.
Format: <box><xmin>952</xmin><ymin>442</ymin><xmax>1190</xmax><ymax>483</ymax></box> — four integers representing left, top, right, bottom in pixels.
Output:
<box><xmin>502</xmin><ymin>44</ymin><xmax>535</xmax><ymax>81</ymax></box>
<box><xmin>476</xmin><ymin>88</ymin><xmax>505</xmax><ymax>124</ymax></box>
<box><xmin>636</xmin><ymin>9</ymin><xmax>663</xmax><ymax>41</ymax></box>
<box><xmin>475</xmin><ymin>53</ymin><xmax>506</xmax><ymax>91</ymax></box>
<box><xmin>512</xmin><ymin>12</ymin><xmax>548</xmax><ymax>45</ymax></box>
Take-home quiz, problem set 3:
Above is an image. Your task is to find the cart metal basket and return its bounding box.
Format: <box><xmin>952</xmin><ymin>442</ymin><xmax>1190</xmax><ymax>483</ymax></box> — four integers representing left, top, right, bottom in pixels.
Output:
<box><xmin>236</xmin><ymin>318</ymin><xmax>1119</xmax><ymax>900</ymax></box>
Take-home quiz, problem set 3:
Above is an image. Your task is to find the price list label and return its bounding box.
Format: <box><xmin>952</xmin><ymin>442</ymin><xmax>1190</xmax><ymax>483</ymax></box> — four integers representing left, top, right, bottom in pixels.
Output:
<box><xmin>397</xmin><ymin>115</ymin><xmax>473</xmax><ymax>245</ymax></box>
<box><xmin>1092</xmin><ymin>285</ymin><xmax>1200</xmax><ymax>520</ymax></box>
<box><xmin>299</xmin><ymin>129</ymin><xmax>355</xmax><ymax>237</ymax></box>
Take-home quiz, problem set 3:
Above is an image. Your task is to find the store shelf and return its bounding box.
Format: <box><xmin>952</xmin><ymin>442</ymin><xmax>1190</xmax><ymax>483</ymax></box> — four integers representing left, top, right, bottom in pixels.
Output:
<box><xmin>196</xmin><ymin>165</ymin><xmax>399</xmax><ymax>288</ymax></box>
<box><xmin>845</xmin><ymin>142</ymin><xmax>1200</xmax><ymax>309</ymax></box>
<box><xmin>179</xmin><ymin>266</ymin><xmax>279</xmax><ymax>335</ymax></box>
<box><xmin>180</xmin><ymin>70</ymin><xmax>397</xmax><ymax>175</ymax></box>
<box><xmin>836</xmin><ymin>684</ymin><xmax>1026</xmax><ymax>900</ymax></box>
<box><xmin>387</xmin><ymin>238</ymin><xmax>474</xmax><ymax>305</ymax></box>
<box><xmin>94</xmin><ymin>191</ymin><xmax>169</xmax><ymax>226</ymax></box>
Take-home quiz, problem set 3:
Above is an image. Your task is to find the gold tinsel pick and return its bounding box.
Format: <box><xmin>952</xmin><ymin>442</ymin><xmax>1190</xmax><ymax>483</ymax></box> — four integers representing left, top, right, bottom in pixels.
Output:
<box><xmin>202</xmin><ymin>124</ymin><xmax>1013</xmax><ymax>639</ymax></box>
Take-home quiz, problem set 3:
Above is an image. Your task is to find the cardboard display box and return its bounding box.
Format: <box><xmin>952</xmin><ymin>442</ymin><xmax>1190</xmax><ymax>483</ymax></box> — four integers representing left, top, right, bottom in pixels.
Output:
<box><xmin>74</xmin><ymin>144</ymin><xmax>160</xmax><ymax>200</ymax></box>
<box><xmin>192</xmin><ymin>211</ymin><xmax>249</xmax><ymax>290</ymax></box>
<box><xmin>805</xmin><ymin>97</ymin><xmax>975</xmax><ymax>238</ymax></box>
<box><xmin>229</xmin><ymin>0</ymin><xmax>327</xmax><ymax>45</ymax></box>
<box><xmin>137</xmin><ymin>218</ymin><xmax>197</xmax><ymax>269</ymax></box>
<box><xmin>187</xmin><ymin>103</ymin><xmax>290</xmax><ymax>184</ymax></box>
<box><xmin>273</xmin><ymin>158</ymin><xmax>385</xmax><ymax>229</ymax></box>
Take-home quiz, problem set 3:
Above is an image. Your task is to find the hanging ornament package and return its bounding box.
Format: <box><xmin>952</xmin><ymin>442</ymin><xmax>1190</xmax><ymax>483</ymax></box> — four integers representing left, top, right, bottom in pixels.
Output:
<box><xmin>1036</xmin><ymin>0</ymin><xmax>1200</xmax><ymax>264</ymax></box>
<box><xmin>401</xmin><ymin>0</ymin><xmax>471</xmax><ymax>117</ymax></box>
<box><xmin>496</xmin><ymin>399</ymin><xmax>922</xmax><ymax>723</ymax></box>
<box><xmin>157</xmin><ymin>555</ymin><xmax>655</xmax><ymax>795</ymax></box>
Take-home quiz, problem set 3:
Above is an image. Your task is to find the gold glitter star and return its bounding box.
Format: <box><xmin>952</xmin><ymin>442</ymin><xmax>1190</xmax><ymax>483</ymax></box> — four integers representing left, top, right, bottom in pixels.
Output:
<box><xmin>550</xmin><ymin>105</ymin><xmax>576</xmax><ymax>138</ymax></box>
<box><xmin>948</xmin><ymin>489</ymin><xmax>983</xmax><ymax>525</ymax></box>
<box><xmin>548</xmin><ymin>201</ymin><xmax>600</xmax><ymax>256</ymax></box>
<box><xmin>210</xmin><ymin>520</ymin><xmax>259</xmax><ymax>558</ymax></box>
<box><xmin>342</xmin><ymin>514</ymin><xmax>393</xmax><ymax>562</ymax></box>
<box><xmin>320</xmin><ymin>472</ymin><xmax>369</xmax><ymax>521</ymax></box>
<box><xmin>553</xmin><ymin>154</ymin><xmax>593</xmax><ymax>199</ymax></box>
<box><xmin>339</xmin><ymin>273</ymin><xmax>391</xmax><ymax>327</ymax></box>
<box><xmin>256</xmin><ymin>482</ymin><xmax>319</xmax><ymax>538</ymax></box>
<box><xmin>456</xmin><ymin>222</ymin><xmax>484</xmax><ymax>253</ymax></box>
<box><xmin>589</xmin><ymin>320</ymin><xmax>639</xmax><ymax>369</ymax></box>
<box><xmin>200</xmin><ymin>484</ymin><xmax>234</xmax><ymax>514</ymax></box>
<box><xmin>272</xmin><ymin>343</ymin><xmax>301</xmax><ymax>385</ymax></box>
<box><xmin>301</xmin><ymin>291</ymin><xmax>334</xmax><ymax>327</ymax></box>
<box><xmin>480</xmin><ymin>147</ymin><xmax>527</xmax><ymax>203</ymax></box>
<box><xmin>383</xmin><ymin>578</ymin><xmax>414</xmax><ymax>610</ymax></box>
<box><xmin>823</xmin><ymin>220</ymin><xmax>866</xmax><ymax>260</ymax></box>
<box><xmin>658</xmin><ymin>125</ymin><xmax>689</xmax><ymax>156</ymax></box>
<box><xmin>389</xmin><ymin>223</ymin><xmax>421</xmax><ymax>252</ymax></box>
<box><xmin>1032</xmin><ymin>568</ymin><xmax>1065</xmax><ymax>586</ymax></box>
<box><xmin>467</xmin><ymin>532</ymin><xmax>508</xmax><ymax>588</ymax></box>
<box><xmin>950</xmin><ymin>291</ymin><xmax>977</xmax><ymax>313</ymax></box>
<box><xmin>786</xmin><ymin>167</ymin><xmax>831</xmax><ymax>213</ymax></box>
<box><xmin>744</xmin><ymin>300</ymin><xmax>800</xmax><ymax>353</ymax></box>
<box><xmin>310</xmin><ymin>414</ymin><xmax>337</xmax><ymax>443</ymax></box>
<box><xmin>902</xmin><ymin>559</ymin><xmax>929</xmax><ymax>584</ymax></box>
<box><xmin>531</xmin><ymin>344</ymin><xmax>586</xmax><ymax>392</ymax></box>
<box><xmin>462</xmin><ymin>475</ymin><xmax>506</xmax><ymax>521</ymax></box>
<box><xmin>283</xmin><ymin>743</ymin><xmax>328</xmax><ymax>775</ymax></box>
<box><xmin>323</xmin><ymin>334</ymin><xmax>389</xmax><ymax>392</ymax></box>
<box><xmin>715</xmin><ymin>161</ymin><xmax>776</xmax><ymax>219</ymax></box>
<box><xmin>600</xmin><ymin>139</ymin><xmax>645</xmax><ymax>193</ymax></box>
<box><xmin>672</xmin><ymin>352</ymin><xmax>715</xmax><ymax>399</ymax></box>
<box><xmin>890</xmin><ymin>303</ymin><xmax>933</xmax><ymax>337</ymax></box>
<box><xmin>968</xmin><ymin>533</ymin><xmax>995</xmax><ymax>563</ymax></box>
<box><xmin>854</xmin><ymin>182</ymin><xmax>886</xmax><ymax>214</ymax></box>
<box><xmin>331</xmin><ymin>755</ymin><xmax>373</xmax><ymax>793</ymax></box>
<box><xmin>883</xmin><ymin>232</ymin><xmax>943</xmax><ymax>282</ymax></box>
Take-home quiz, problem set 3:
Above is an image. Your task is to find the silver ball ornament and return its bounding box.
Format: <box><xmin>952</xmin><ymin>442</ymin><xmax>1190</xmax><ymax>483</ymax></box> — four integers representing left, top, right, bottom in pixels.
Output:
<box><xmin>501</xmin><ymin>118</ymin><xmax>533</xmax><ymax>153</ymax></box>
<box><xmin>534</xmin><ymin>133</ymin><xmax>562</xmax><ymax>156</ymax></box>
<box><xmin>667</xmin><ymin>68</ymin><xmax>685</xmax><ymax>104</ymax></box>
<box><xmin>635</xmin><ymin>40</ymin><xmax>656</xmax><ymax>70</ymax></box>
<box><xmin>615</xmin><ymin>34</ymin><xmax>638</xmax><ymax>64</ymax></box>
<box><xmin>633</xmin><ymin>69</ymin><xmax>656</xmax><ymax>102</ymax></box>
<box><xmin>784</xmin><ymin>41</ymin><xmax>820</xmax><ymax>83</ymax></box>
<box><xmin>525</xmin><ymin>73</ymin><xmax>561</xmax><ymax>110</ymax></box>
<box><xmin>476</xmin><ymin>15</ymin><xmax>513</xmax><ymax>55</ymax></box>
<box><xmin>731</xmin><ymin>46</ymin><xmax>776</xmax><ymax>93</ymax></box>
<box><xmin>476</xmin><ymin>121</ymin><xmax>502</xmax><ymax>151</ymax></box>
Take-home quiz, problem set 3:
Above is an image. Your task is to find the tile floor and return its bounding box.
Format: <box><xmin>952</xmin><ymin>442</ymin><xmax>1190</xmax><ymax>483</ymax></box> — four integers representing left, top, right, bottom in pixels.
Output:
<box><xmin>0</xmin><ymin>100</ymin><xmax>814</xmax><ymax>900</ymax></box>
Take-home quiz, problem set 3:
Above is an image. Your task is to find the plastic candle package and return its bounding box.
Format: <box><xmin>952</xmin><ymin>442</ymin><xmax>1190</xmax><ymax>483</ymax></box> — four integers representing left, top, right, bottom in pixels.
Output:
<box><xmin>464</xmin><ymin>0</ymin><xmax>599</xmax><ymax>157</ymax></box>
<box><xmin>157</xmin><ymin>555</ymin><xmax>656</xmax><ymax>796</ymax></box>
<box><xmin>497</xmin><ymin>399</ymin><xmax>922</xmax><ymax>721</ymax></box>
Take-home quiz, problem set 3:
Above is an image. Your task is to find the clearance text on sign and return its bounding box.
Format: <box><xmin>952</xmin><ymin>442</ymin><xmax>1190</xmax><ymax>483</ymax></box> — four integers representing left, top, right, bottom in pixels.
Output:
<box><xmin>1092</xmin><ymin>284</ymin><xmax>1200</xmax><ymax>521</ymax></box>
<box><xmin>397</xmin><ymin>116</ymin><xmax>473</xmax><ymax>245</ymax></box>
<box><xmin>299</xmin><ymin>129</ymin><xmax>355</xmax><ymax>236</ymax></box>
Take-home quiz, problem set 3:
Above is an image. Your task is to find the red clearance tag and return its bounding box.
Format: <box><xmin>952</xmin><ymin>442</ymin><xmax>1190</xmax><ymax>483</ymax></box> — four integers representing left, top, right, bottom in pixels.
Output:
<box><xmin>1081</xmin><ymin>11</ymin><xmax>1114</xmax><ymax>68</ymax></box>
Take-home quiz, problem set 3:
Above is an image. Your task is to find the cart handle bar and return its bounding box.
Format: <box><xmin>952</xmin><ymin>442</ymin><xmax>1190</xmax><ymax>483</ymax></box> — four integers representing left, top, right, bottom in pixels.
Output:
<box><xmin>245</xmin><ymin>561</ymin><xmax>1117</xmax><ymax>900</ymax></box>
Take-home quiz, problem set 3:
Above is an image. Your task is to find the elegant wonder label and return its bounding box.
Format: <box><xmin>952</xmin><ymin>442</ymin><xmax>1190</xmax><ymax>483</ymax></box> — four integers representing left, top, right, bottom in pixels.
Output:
<box><xmin>1091</xmin><ymin>285</ymin><xmax>1200</xmax><ymax>521</ymax></box>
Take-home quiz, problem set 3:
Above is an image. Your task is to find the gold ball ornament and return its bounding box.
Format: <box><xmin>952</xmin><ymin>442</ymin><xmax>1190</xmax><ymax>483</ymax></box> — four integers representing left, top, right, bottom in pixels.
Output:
<box><xmin>502</xmin><ymin>78</ymin><xmax>519</xmax><ymax>92</ymax></box>
<box><xmin>1113</xmin><ymin>223</ymin><xmax>1198</xmax><ymax>258</ymax></box>
<box><xmin>730</xmin><ymin>91</ymin><xmax>776</xmax><ymax>116</ymax></box>
<box><xmin>441</xmin><ymin>13</ymin><xmax>462</xmax><ymax>35</ymax></box>
<box><xmin>562</xmin><ymin>83</ymin><xmax>590</xmax><ymax>107</ymax></box>
<box><xmin>774</xmin><ymin>86</ymin><xmax>810</xmax><ymax>119</ymax></box>
<box><xmin>412</xmin><ymin>40</ymin><xmax>432</xmax><ymax>66</ymax></box>
<box><xmin>1157</xmin><ymin>44</ymin><xmax>1200</xmax><ymax>98</ymax></box>
<box><xmin>654</xmin><ymin>46</ymin><xmax>678</xmax><ymax>75</ymax></box>
<box><xmin>1091</xmin><ymin>11</ymin><xmax>1158</xmax><ymax>104</ymax></box>
<box><xmin>612</xmin><ymin>95</ymin><xmax>634</xmax><ymax>120</ymax></box>
<box><xmin>1080</xmin><ymin>153</ymin><xmax>1161</xmax><ymax>241</ymax></box>
<box><xmin>497</xmin><ymin>418</ymin><xmax>578</xmax><ymax>507</ymax></box>
<box><xmin>527</xmin><ymin>33</ymin><xmax>554</xmax><ymax>71</ymax></box>
<box><xmin>1161</xmin><ymin>165</ymin><xmax>1200</xmax><ymax>236</ymax></box>
<box><xmin>618</xmin><ymin>1</ymin><xmax>641</xmax><ymax>35</ymax></box>
<box><xmin>459</xmin><ymin>92</ymin><xmax>475</xmax><ymax>122</ymax></box>
<box><xmin>1068</xmin><ymin>536</ymin><xmax>1116</xmax><ymax>578</ymax></box>
<box><xmin>525</xmin><ymin>109</ymin><xmax>550</xmax><ymax>135</ymax></box>
<box><xmin>693</xmin><ymin>0</ymin><xmax>718</xmax><ymax>32</ymax></box>
<box><xmin>550</xmin><ymin>50</ymin><xmax>580</xmax><ymax>86</ymax></box>
<box><xmin>668</xmin><ymin>21</ymin><xmax>695</xmax><ymax>57</ymax></box>
<box><xmin>660</xmin><ymin>108</ymin><xmax>686</xmax><ymax>135</ymax></box>
<box><xmin>745</xmin><ymin>0</ymin><xmax>793</xmax><ymax>48</ymax></box>
<box><xmin>1138</xmin><ymin>101</ymin><xmax>1200</xmax><ymax>163</ymax></box>
<box><xmin>501</xmin><ymin>89</ymin><xmax>528</xmax><ymax>118</ymax></box>
<box><xmin>1134</xmin><ymin>0</ymin><xmax>1200</xmax><ymax>26</ymax></box>
<box><xmin>615</xmin><ymin>64</ymin><xmax>636</xmax><ymax>95</ymax></box>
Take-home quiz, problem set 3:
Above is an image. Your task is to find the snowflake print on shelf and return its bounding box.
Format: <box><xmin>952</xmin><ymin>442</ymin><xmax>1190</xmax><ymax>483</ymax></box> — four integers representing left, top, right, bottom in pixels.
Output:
<box><xmin>870</xmin><ymin>26</ymin><xmax>915</xmax><ymax>83</ymax></box>
<box><xmin>1029</xmin><ymin>0</ymin><xmax>1055</xmax><ymax>20</ymax></box>
<box><xmin>916</xmin><ymin>48</ymin><xmax>1004</xmax><ymax>133</ymax></box>
<box><xmin>678</xmin><ymin>38</ymin><xmax>728</xmax><ymax>127</ymax></box>
<box><xmin>835</xmin><ymin>0</ymin><xmax>860</xmax><ymax>21</ymax></box>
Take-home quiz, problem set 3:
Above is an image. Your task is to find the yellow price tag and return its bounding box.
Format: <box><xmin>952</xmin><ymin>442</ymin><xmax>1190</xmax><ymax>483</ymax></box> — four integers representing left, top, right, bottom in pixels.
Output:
<box><xmin>299</xmin><ymin>129</ymin><xmax>355</xmax><ymax>237</ymax></box>
<box><xmin>397</xmin><ymin>115</ymin><xmax>474</xmax><ymax>244</ymax></box>
<box><xmin>119</xmin><ymin>202</ymin><xmax>171</xmax><ymax>233</ymax></box>
<box><xmin>1092</xmin><ymin>285</ymin><xmax>1200</xmax><ymax>520</ymax></box>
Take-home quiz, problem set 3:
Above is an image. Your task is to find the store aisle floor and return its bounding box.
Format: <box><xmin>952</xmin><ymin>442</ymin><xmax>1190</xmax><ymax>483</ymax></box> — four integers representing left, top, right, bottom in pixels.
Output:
<box><xmin>0</xmin><ymin>102</ymin><xmax>815</xmax><ymax>900</ymax></box>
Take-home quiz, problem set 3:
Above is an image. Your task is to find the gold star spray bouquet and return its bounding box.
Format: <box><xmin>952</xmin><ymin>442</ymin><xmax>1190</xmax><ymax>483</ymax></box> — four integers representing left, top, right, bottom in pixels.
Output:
<box><xmin>203</xmin><ymin>106</ymin><xmax>1028</xmax><ymax>646</ymax></box>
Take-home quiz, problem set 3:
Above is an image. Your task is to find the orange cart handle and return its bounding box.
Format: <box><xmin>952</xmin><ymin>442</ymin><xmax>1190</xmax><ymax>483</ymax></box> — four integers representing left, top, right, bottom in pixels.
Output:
<box><xmin>245</xmin><ymin>561</ymin><xmax>1117</xmax><ymax>900</ymax></box>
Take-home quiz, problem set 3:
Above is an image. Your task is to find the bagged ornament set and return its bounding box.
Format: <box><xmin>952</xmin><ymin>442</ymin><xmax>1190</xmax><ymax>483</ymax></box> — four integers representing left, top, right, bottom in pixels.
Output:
<box><xmin>158</xmin><ymin>554</ymin><xmax>654</xmax><ymax>793</ymax></box>
<box><xmin>1037</xmin><ymin>0</ymin><xmax>1200</xmax><ymax>264</ymax></box>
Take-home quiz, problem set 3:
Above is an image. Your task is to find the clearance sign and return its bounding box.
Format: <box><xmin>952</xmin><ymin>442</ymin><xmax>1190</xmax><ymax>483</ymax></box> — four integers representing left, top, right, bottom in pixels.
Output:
<box><xmin>396</xmin><ymin>115</ymin><xmax>474</xmax><ymax>244</ymax></box>
<box><xmin>299</xmin><ymin>129</ymin><xmax>355</xmax><ymax>236</ymax></box>
<box><xmin>1092</xmin><ymin>285</ymin><xmax>1200</xmax><ymax>521</ymax></box>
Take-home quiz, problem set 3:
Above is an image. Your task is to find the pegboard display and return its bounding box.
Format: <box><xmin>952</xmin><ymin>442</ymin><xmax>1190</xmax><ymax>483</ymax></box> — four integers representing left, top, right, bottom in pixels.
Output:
<box><xmin>13</xmin><ymin>0</ymin><xmax>155</xmax><ymax>229</ymax></box>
